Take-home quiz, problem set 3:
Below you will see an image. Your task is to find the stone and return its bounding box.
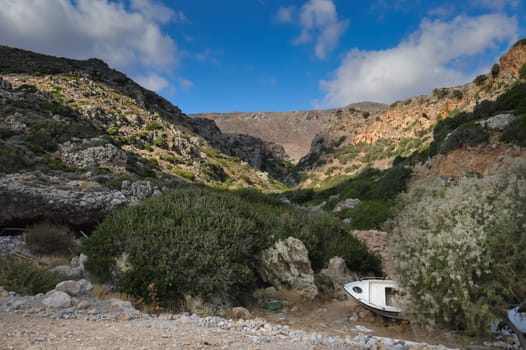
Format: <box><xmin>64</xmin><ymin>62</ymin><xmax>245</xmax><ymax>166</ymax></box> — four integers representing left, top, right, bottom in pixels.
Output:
<box><xmin>257</xmin><ymin>237</ymin><xmax>318</xmax><ymax>300</ymax></box>
<box><xmin>55</xmin><ymin>280</ymin><xmax>81</xmax><ymax>296</ymax></box>
<box><xmin>478</xmin><ymin>113</ymin><xmax>515</xmax><ymax>131</ymax></box>
<box><xmin>60</xmin><ymin>142</ymin><xmax>127</xmax><ymax>171</ymax></box>
<box><xmin>76</xmin><ymin>300</ymin><xmax>90</xmax><ymax>310</ymax></box>
<box><xmin>42</xmin><ymin>291</ymin><xmax>72</xmax><ymax>308</ymax></box>
<box><xmin>50</xmin><ymin>265</ymin><xmax>82</xmax><ymax>280</ymax></box>
<box><xmin>332</xmin><ymin>198</ymin><xmax>361</xmax><ymax>214</ymax></box>
<box><xmin>231</xmin><ymin>307</ymin><xmax>251</xmax><ymax>320</ymax></box>
<box><xmin>130</xmin><ymin>181</ymin><xmax>153</xmax><ymax>200</ymax></box>
<box><xmin>0</xmin><ymin>172</ymin><xmax>129</xmax><ymax>226</ymax></box>
<box><xmin>315</xmin><ymin>257</ymin><xmax>357</xmax><ymax>300</ymax></box>
<box><xmin>78</xmin><ymin>279</ymin><xmax>93</xmax><ymax>295</ymax></box>
<box><xmin>0</xmin><ymin>286</ymin><xmax>9</xmax><ymax>297</ymax></box>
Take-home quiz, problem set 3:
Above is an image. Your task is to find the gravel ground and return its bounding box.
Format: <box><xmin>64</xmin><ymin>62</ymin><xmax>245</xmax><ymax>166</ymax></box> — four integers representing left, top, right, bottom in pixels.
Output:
<box><xmin>0</xmin><ymin>312</ymin><xmax>318</xmax><ymax>350</ymax></box>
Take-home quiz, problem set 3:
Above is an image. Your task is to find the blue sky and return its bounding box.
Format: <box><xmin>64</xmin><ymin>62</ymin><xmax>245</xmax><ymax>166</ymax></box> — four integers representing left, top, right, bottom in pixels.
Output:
<box><xmin>0</xmin><ymin>0</ymin><xmax>525</xmax><ymax>113</ymax></box>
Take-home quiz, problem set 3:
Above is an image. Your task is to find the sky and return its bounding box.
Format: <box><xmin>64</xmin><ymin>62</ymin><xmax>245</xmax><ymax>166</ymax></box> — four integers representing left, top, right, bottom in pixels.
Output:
<box><xmin>0</xmin><ymin>0</ymin><xmax>525</xmax><ymax>114</ymax></box>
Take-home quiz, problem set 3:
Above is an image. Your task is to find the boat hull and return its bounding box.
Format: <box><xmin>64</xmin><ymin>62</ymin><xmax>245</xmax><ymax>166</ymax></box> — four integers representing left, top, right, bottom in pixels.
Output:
<box><xmin>344</xmin><ymin>279</ymin><xmax>404</xmax><ymax>319</ymax></box>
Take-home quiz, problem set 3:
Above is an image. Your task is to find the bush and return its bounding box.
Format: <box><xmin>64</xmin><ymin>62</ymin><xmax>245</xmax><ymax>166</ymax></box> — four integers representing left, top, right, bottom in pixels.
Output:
<box><xmin>501</xmin><ymin>114</ymin><xmax>526</xmax><ymax>146</ymax></box>
<box><xmin>388</xmin><ymin>165</ymin><xmax>526</xmax><ymax>334</ymax></box>
<box><xmin>452</xmin><ymin>89</ymin><xmax>463</xmax><ymax>100</ymax></box>
<box><xmin>25</xmin><ymin>119</ymin><xmax>97</xmax><ymax>153</ymax></box>
<box><xmin>173</xmin><ymin>168</ymin><xmax>195</xmax><ymax>180</ymax></box>
<box><xmin>491</xmin><ymin>64</ymin><xmax>500</xmax><ymax>78</ymax></box>
<box><xmin>0</xmin><ymin>257</ymin><xmax>60</xmax><ymax>295</ymax></box>
<box><xmin>82</xmin><ymin>185</ymin><xmax>381</xmax><ymax>305</ymax></box>
<box><xmin>374</xmin><ymin>166</ymin><xmax>412</xmax><ymax>200</ymax></box>
<box><xmin>474</xmin><ymin>74</ymin><xmax>488</xmax><ymax>86</ymax></box>
<box><xmin>439</xmin><ymin>123</ymin><xmax>489</xmax><ymax>154</ymax></box>
<box><xmin>25</xmin><ymin>222</ymin><xmax>76</xmax><ymax>256</ymax></box>
<box><xmin>145</xmin><ymin>121</ymin><xmax>163</xmax><ymax>131</ymax></box>
<box><xmin>520</xmin><ymin>63</ymin><xmax>526</xmax><ymax>80</ymax></box>
<box><xmin>339</xmin><ymin>200</ymin><xmax>391</xmax><ymax>230</ymax></box>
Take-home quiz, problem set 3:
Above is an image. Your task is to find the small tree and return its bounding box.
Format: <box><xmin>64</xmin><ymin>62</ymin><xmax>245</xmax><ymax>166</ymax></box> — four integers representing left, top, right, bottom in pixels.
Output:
<box><xmin>491</xmin><ymin>64</ymin><xmax>500</xmax><ymax>78</ymax></box>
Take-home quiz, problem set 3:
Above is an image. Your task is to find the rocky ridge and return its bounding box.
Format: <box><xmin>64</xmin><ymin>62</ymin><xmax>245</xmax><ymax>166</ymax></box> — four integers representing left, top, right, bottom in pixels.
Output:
<box><xmin>0</xmin><ymin>46</ymin><xmax>289</xmax><ymax>227</ymax></box>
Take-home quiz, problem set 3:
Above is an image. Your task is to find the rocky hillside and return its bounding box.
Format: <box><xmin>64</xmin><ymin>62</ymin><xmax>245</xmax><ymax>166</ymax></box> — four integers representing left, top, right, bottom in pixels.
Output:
<box><xmin>193</xmin><ymin>41</ymin><xmax>526</xmax><ymax>188</ymax></box>
<box><xmin>0</xmin><ymin>46</ymin><xmax>288</xmax><ymax>228</ymax></box>
<box><xmin>192</xmin><ymin>102</ymin><xmax>387</xmax><ymax>162</ymax></box>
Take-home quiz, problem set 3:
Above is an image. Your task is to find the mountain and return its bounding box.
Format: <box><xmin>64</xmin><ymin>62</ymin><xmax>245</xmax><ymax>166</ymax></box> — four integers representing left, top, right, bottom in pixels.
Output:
<box><xmin>192</xmin><ymin>102</ymin><xmax>387</xmax><ymax>162</ymax></box>
<box><xmin>0</xmin><ymin>46</ymin><xmax>288</xmax><ymax>228</ymax></box>
<box><xmin>194</xmin><ymin>40</ymin><xmax>526</xmax><ymax>188</ymax></box>
<box><xmin>1</xmin><ymin>40</ymin><xmax>525</xmax><ymax>229</ymax></box>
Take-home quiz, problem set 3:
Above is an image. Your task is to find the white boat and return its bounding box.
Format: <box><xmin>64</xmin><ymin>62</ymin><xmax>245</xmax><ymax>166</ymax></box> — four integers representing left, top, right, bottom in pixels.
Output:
<box><xmin>344</xmin><ymin>278</ymin><xmax>403</xmax><ymax>319</ymax></box>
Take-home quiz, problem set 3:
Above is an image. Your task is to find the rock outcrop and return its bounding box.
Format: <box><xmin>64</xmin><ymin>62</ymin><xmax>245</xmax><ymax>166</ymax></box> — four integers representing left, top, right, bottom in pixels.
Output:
<box><xmin>256</xmin><ymin>237</ymin><xmax>318</xmax><ymax>300</ymax></box>
<box><xmin>315</xmin><ymin>257</ymin><xmax>357</xmax><ymax>300</ymax></box>
<box><xmin>0</xmin><ymin>172</ymin><xmax>128</xmax><ymax>226</ymax></box>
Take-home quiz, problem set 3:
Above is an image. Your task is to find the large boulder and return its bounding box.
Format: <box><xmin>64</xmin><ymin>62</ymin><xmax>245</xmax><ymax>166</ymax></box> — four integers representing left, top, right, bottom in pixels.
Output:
<box><xmin>256</xmin><ymin>237</ymin><xmax>318</xmax><ymax>300</ymax></box>
<box><xmin>315</xmin><ymin>257</ymin><xmax>357</xmax><ymax>300</ymax></box>
<box><xmin>0</xmin><ymin>172</ymin><xmax>128</xmax><ymax>225</ymax></box>
<box><xmin>42</xmin><ymin>290</ymin><xmax>71</xmax><ymax>308</ymax></box>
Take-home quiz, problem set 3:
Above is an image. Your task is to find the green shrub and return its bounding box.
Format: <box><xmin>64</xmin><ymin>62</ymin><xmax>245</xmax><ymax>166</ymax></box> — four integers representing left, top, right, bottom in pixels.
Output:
<box><xmin>0</xmin><ymin>142</ymin><xmax>31</xmax><ymax>173</ymax></box>
<box><xmin>147</xmin><ymin>157</ymin><xmax>159</xmax><ymax>166</ymax></box>
<box><xmin>520</xmin><ymin>63</ymin><xmax>526</xmax><ymax>80</ymax></box>
<box><xmin>153</xmin><ymin>136</ymin><xmax>167</xmax><ymax>148</ymax></box>
<box><xmin>173</xmin><ymin>168</ymin><xmax>195</xmax><ymax>180</ymax></box>
<box><xmin>374</xmin><ymin>166</ymin><xmax>412</xmax><ymax>200</ymax></box>
<box><xmin>501</xmin><ymin>114</ymin><xmax>526</xmax><ymax>146</ymax></box>
<box><xmin>432</xmin><ymin>88</ymin><xmax>449</xmax><ymax>99</ymax></box>
<box><xmin>15</xmin><ymin>84</ymin><xmax>38</xmax><ymax>93</ymax></box>
<box><xmin>25</xmin><ymin>119</ymin><xmax>97</xmax><ymax>153</ymax></box>
<box><xmin>0</xmin><ymin>257</ymin><xmax>60</xmax><ymax>295</ymax></box>
<box><xmin>474</xmin><ymin>74</ymin><xmax>488</xmax><ymax>86</ymax></box>
<box><xmin>362</xmin><ymin>111</ymin><xmax>370</xmax><ymax>118</ymax></box>
<box><xmin>203</xmin><ymin>163</ymin><xmax>228</xmax><ymax>182</ymax></box>
<box><xmin>107</xmin><ymin>126</ymin><xmax>119</xmax><ymax>135</ymax></box>
<box><xmin>25</xmin><ymin>222</ymin><xmax>76</xmax><ymax>256</ymax></box>
<box><xmin>82</xmin><ymin>185</ymin><xmax>381</xmax><ymax>304</ymax></box>
<box><xmin>491</xmin><ymin>64</ymin><xmax>500</xmax><ymax>78</ymax></box>
<box><xmin>438</xmin><ymin>123</ymin><xmax>489</xmax><ymax>154</ymax></box>
<box><xmin>339</xmin><ymin>200</ymin><xmax>391</xmax><ymax>230</ymax></box>
<box><xmin>145</xmin><ymin>121</ymin><xmax>163</xmax><ymax>131</ymax></box>
<box><xmin>495</xmin><ymin>83</ymin><xmax>526</xmax><ymax>113</ymax></box>
<box><xmin>388</xmin><ymin>164</ymin><xmax>526</xmax><ymax>334</ymax></box>
<box><xmin>452</xmin><ymin>89</ymin><xmax>463</xmax><ymax>100</ymax></box>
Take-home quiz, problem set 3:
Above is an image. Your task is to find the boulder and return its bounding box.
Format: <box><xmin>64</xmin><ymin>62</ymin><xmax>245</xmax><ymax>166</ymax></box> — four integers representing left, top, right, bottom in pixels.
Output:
<box><xmin>0</xmin><ymin>172</ymin><xmax>128</xmax><ymax>226</ymax></box>
<box><xmin>42</xmin><ymin>291</ymin><xmax>71</xmax><ymax>308</ymax></box>
<box><xmin>332</xmin><ymin>198</ymin><xmax>361</xmax><ymax>214</ymax></box>
<box><xmin>257</xmin><ymin>237</ymin><xmax>318</xmax><ymax>300</ymax></box>
<box><xmin>0</xmin><ymin>75</ymin><xmax>12</xmax><ymax>90</ymax></box>
<box><xmin>478</xmin><ymin>114</ymin><xmax>516</xmax><ymax>131</ymax></box>
<box><xmin>78</xmin><ymin>279</ymin><xmax>93</xmax><ymax>295</ymax></box>
<box><xmin>55</xmin><ymin>280</ymin><xmax>81</xmax><ymax>296</ymax></box>
<box><xmin>130</xmin><ymin>181</ymin><xmax>153</xmax><ymax>200</ymax></box>
<box><xmin>231</xmin><ymin>306</ymin><xmax>252</xmax><ymax>319</ymax></box>
<box><xmin>50</xmin><ymin>265</ymin><xmax>82</xmax><ymax>280</ymax></box>
<box><xmin>315</xmin><ymin>257</ymin><xmax>357</xmax><ymax>300</ymax></box>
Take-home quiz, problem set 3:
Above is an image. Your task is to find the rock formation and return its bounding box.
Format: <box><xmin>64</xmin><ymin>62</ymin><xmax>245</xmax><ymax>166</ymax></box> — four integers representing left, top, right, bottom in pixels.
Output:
<box><xmin>256</xmin><ymin>237</ymin><xmax>319</xmax><ymax>300</ymax></box>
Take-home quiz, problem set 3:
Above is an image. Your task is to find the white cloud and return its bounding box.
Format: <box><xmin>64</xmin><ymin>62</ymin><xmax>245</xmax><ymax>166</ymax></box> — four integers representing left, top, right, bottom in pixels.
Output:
<box><xmin>471</xmin><ymin>0</ymin><xmax>521</xmax><ymax>10</ymax></box>
<box><xmin>319</xmin><ymin>14</ymin><xmax>518</xmax><ymax>107</ymax></box>
<box><xmin>275</xmin><ymin>6</ymin><xmax>296</xmax><ymax>23</ymax></box>
<box><xmin>0</xmin><ymin>0</ymin><xmax>182</xmax><ymax>96</ymax></box>
<box><xmin>277</xmin><ymin>0</ymin><xmax>348</xmax><ymax>59</ymax></box>
<box><xmin>130</xmin><ymin>0</ymin><xmax>186</xmax><ymax>24</ymax></box>
<box><xmin>135</xmin><ymin>73</ymin><xmax>169</xmax><ymax>91</ymax></box>
<box><xmin>178</xmin><ymin>78</ymin><xmax>194</xmax><ymax>90</ymax></box>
